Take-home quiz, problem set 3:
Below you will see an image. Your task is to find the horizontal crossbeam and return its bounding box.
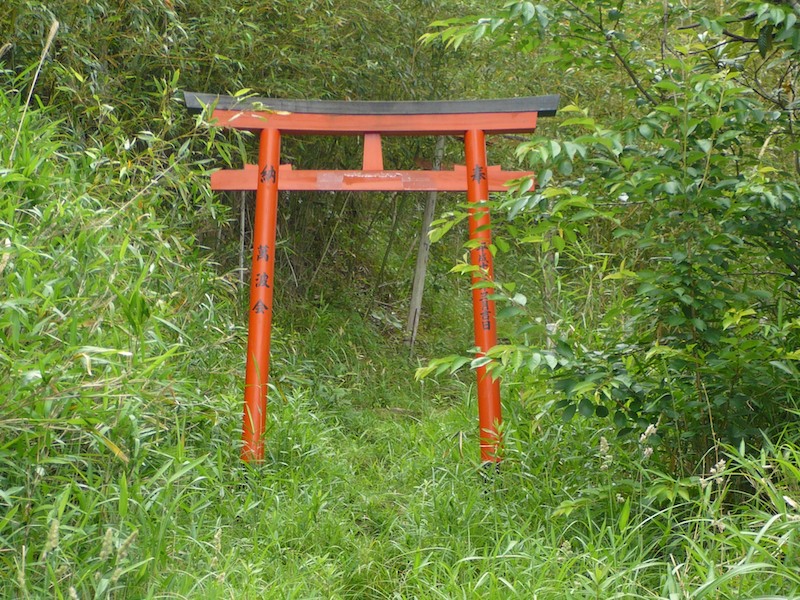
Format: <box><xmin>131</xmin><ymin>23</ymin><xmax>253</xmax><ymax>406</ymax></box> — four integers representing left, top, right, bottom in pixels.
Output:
<box><xmin>208</xmin><ymin>109</ymin><xmax>541</xmax><ymax>135</ymax></box>
<box><xmin>211</xmin><ymin>164</ymin><xmax>532</xmax><ymax>192</ymax></box>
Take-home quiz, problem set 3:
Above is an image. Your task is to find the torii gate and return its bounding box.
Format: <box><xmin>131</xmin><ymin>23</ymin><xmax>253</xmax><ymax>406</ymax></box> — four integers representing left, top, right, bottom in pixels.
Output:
<box><xmin>184</xmin><ymin>92</ymin><xmax>559</xmax><ymax>463</ymax></box>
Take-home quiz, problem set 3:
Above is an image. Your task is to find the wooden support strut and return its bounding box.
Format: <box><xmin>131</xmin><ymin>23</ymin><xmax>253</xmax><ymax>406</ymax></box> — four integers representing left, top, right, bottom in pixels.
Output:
<box><xmin>182</xmin><ymin>91</ymin><xmax>560</xmax><ymax>463</ymax></box>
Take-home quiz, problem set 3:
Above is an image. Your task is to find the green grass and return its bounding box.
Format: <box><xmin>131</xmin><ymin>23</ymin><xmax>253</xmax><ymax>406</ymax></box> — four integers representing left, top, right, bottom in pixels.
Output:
<box><xmin>2</xmin><ymin>74</ymin><xmax>800</xmax><ymax>600</ymax></box>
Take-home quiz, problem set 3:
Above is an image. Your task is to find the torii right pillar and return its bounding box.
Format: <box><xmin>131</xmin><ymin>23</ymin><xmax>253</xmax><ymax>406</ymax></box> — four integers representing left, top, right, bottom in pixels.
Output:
<box><xmin>465</xmin><ymin>129</ymin><xmax>502</xmax><ymax>463</ymax></box>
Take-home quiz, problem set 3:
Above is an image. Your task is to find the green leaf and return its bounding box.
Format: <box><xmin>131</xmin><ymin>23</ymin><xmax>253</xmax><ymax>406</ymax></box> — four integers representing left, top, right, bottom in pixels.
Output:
<box><xmin>563</xmin><ymin>141</ymin><xmax>584</xmax><ymax>160</ymax></box>
<box><xmin>656</xmin><ymin>105</ymin><xmax>681</xmax><ymax>116</ymax></box>
<box><xmin>449</xmin><ymin>356</ymin><xmax>472</xmax><ymax>373</ymax></box>
<box><xmin>663</xmin><ymin>181</ymin><xmax>681</xmax><ymax>195</ymax></box>
<box><xmin>560</xmin><ymin>117</ymin><xmax>596</xmax><ymax>127</ymax></box>
<box><xmin>578</xmin><ymin>397</ymin><xmax>595</xmax><ymax>417</ymax></box>
<box><xmin>653</xmin><ymin>80</ymin><xmax>680</xmax><ymax>92</ymax></box>
<box><xmin>119</xmin><ymin>472</ymin><xmax>129</xmax><ymax>520</ymax></box>
<box><xmin>770</xmin><ymin>360</ymin><xmax>798</xmax><ymax>376</ymax></box>
<box><xmin>758</xmin><ymin>24</ymin><xmax>773</xmax><ymax>58</ymax></box>
<box><xmin>618</xmin><ymin>498</ymin><xmax>631</xmax><ymax>532</ymax></box>
<box><xmin>497</xmin><ymin>305</ymin><xmax>524</xmax><ymax>319</ymax></box>
<box><xmin>471</xmin><ymin>356</ymin><xmax>493</xmax><ymax>369</ymax></box>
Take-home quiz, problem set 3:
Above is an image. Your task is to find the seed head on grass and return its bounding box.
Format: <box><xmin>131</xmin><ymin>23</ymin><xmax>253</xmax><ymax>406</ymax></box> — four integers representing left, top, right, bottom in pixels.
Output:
<box><xmin>111</xmin><ymin>530</ymin><xmax>138</xmax><ymax>583</ymax></box>
<box><xmin>639</xmin><ymin>424</ymin><xmax>657</xmax><ymax>444</ymax></box>
<box><xmin>712</xmin><ymin>459</ymin><xmax>726</xmax><ymax>485</ymax></box>
<box><xmin>117</xmin><ymin>530</ymin><xmax>137</xmax><ymax>563</ymax></box>
<box><xmin>701</xmin><ymin>458</ymin><xmax>727</xmax><ymax>489</ymax></box>
<box><xmin>638</xmin><ymin>423</ymin><xmax>657</xmax><ymax>460</ymax></box>
<box><xmin>17</xmin><ymin>545</ymin><xmax>26</xmax><ymax>591</ymax></box>
<box><xmin>599</xmin><ymin>436</ymin><xmax>612</xmax><ymax>470</ymax></box>
<box><xmin>557</xmin><ymin>539</ymin><xmax>573</xmax><ymax>561</ymax></box>
<box><xmin>42</xmin><ymin>519</ymin><xmax>60</xmax><ymax>560</ymax></box>
<box><xmin>210</xmin><ymin>528</ymin><xmax>222</xmax><ymax>568</ymax></box>
<box><xmin>0</xmin><ymin>238</ymin><xmax>11</xmax><ymax>275</ymax></box>
<box><xmin>99</xmin><ymin>528</ymin><xmax>114</xmax><ymax>562</ymax></box>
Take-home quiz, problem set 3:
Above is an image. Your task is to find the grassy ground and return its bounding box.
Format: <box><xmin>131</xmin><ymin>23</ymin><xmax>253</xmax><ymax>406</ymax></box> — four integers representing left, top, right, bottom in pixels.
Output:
<box><xmin>5</xmin><ymin>290</ymin><xmax>800</xmax><ymax>598</ymax></box>
<box><xmin>2</xmin><ymin>79</ymin><xmax>800</xmax><ymax>600</ymax></box>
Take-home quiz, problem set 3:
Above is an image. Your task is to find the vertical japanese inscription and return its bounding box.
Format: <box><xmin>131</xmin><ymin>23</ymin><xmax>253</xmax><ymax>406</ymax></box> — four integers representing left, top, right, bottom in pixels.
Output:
<box><xmin>252</xmin><ymin>243</ymin><xmax>271</xmax><ymax>313</ymax></box>
<box><xmin>479</xmin><ymin>289</ymin><xmax>492</xmax><ymax>331</ymax></box>
<box><xmin>471</xmin><ymin>165</ymin><xmax>487</xmax><ymax>182</ymax></box>
<box><xmin>260</xmin><ymin>165</ymin><xmax>277</xmax><ymax>184</ymax></box>
<box><xmin>476</xmin><ymin>242</ymin><xmax>490</xmax><ymax>271</ymax></box>
<box><xmin>476</xmin><ymin>242</ymin><xmax>492</xmax><ymax>332</ymax></box>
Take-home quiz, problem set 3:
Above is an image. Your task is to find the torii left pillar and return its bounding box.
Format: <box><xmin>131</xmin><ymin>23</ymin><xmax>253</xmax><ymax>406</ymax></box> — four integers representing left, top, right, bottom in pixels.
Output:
<box><xmin>242</xmin><ymin>129</ymin><xmax>280</xmax><ymax>461</ymax></box>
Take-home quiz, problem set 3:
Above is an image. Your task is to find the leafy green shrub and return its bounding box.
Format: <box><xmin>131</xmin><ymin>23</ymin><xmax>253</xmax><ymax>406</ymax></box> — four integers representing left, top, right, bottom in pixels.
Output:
<box><xmin>422</xmin><ymin>0</ymin><xmax>800</xmax><ymax>467</ymax></box>
<box><xmin>0</xmin><ymin>58</ymin><xmax>244</xmax><ymax>595</ymax></box>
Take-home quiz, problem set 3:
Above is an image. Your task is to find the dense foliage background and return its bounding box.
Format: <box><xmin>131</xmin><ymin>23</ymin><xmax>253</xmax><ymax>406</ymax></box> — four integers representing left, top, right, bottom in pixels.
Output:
<box><xmin>427</xmin><ymin>0</ymin><xmax>800</xmax><ymax>458</ymax></box>
<box><xmin>2</xmin><ymin>0</ymin><xmax>800</xmax><ymax>597</ymax></box>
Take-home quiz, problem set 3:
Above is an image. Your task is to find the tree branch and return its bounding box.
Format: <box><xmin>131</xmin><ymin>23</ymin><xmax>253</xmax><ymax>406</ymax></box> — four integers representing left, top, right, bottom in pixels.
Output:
<box><xmin>608</xmin><ymin>42</ymin><xmax>659</xmax><ymax>106</ymax></box>
<box><xmin>721</xmin><ymin>29</ymin><xmax>757</xmax><ymax>43</ymax></box>
<box><xmin>677</xmin><ymin>12</ymin><xmax>756</xmax><ymax>30</ymax></box>
<box><xmin>561</xmin><ymin>0</ymin><xmax>658</xmax><ymax>106</ymax></box>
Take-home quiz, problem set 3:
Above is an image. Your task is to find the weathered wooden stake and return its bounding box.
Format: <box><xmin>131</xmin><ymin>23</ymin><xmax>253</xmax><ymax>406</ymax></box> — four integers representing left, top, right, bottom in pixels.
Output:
<box><xmin>406</xmin><ymin>136</ymin><xmax>446</xmax><ymax>350</ymax></box>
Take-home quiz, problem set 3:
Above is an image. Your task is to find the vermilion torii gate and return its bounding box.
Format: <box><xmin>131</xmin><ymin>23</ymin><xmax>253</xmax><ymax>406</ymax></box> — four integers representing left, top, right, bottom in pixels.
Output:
<box><xmin>184</xmin><ymin>92</ymin><xmax>559</xmax><ymax>463</ymax></box>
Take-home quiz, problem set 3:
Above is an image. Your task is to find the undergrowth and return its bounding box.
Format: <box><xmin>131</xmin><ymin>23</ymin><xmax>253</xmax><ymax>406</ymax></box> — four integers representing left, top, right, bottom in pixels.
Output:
<box><xmin>2</xmin><ymin>57</ymin><xmax>799</xmax><ymax>600</ymax></box>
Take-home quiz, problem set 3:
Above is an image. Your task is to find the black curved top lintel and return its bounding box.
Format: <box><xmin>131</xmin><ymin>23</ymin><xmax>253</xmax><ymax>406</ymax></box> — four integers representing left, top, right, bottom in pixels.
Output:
<box><xmin>183</xmin><ymin>91</ymin><xmax>560</xmax><ymax>118</ymax></box>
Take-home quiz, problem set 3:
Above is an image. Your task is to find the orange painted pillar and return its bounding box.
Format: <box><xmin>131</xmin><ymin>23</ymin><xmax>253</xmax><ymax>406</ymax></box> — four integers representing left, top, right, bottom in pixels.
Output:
<box><xmin>464</xmin><ymin>129</ymin><xmax>502</xmax><ymax>463</ymax></box>
<box><xmin>242</xmin><ymin>128</ymin><xmax>281</xmax><ymax>461</ymax></box>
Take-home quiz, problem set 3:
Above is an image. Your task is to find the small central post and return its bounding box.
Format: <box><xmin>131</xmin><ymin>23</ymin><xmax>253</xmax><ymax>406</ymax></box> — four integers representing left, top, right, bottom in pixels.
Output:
<box><xmin>362</xmin><ymin>133</ymin><xmax>384</xmax><ymax>170</ymax></box>
<box><xmin>464</xmin><ymin>129</ymin><xmax>502</xmax><ymax>462</ymax></box>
